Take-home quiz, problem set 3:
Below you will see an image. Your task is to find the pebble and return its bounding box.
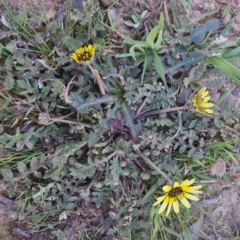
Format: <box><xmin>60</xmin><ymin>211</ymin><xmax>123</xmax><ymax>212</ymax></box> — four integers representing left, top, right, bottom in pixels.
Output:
<box><xmin>99</xmin><ymin>0</ymin><xmax>116</xmax><ymax>7</ymax></box>
<box><xmin>210</xmin><ymin>3</ymin><xmax>215</xmax><ymax>10</ymax></box>
<box><xmin>235</xmin><ymin>13</ymin><xmax>240</xmax><ymax>24</ymax></box>
<box><xmin>224</xmin><ymin>12</ymin><xmax>232</xmax><ymax>26</ymax></box>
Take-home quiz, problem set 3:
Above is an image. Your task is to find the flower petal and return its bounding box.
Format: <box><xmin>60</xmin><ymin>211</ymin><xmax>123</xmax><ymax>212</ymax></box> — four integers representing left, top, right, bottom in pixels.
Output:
<box><xmin>181</xmin><ymin>186</ymin><xmax>202</xmax><ymax>194</ymax></box>
<box><xmin>203</xmin><ymin>96</ymin><xmax>211</xmax><ymax>102</ymax></box>
<box><xmin>192</xmin><ymin>87</ymin><xmax>215</xmax><ymax>116</ymax></box>
<box><xmin>180</xmin><ymin>179</ymin><xmax>195</xmax><ymax>187</ymax></box>
<box><xmin>201</xmin><ymin>89</ymin><xmax>209</xmax><ymax>98</ymax></box>
<box><xmin>198</xmin><ymin>87</ymin><xmax>206</xmax><ymax>96</ymax></box>
<box><xmin>71</xmin><ymin>45</ymin><xmax>95</xmax><ymax>64</ymax></box>
<box><xmin>173</xmin><ymin>182</ymin><xmax>180</xmax><ymax>188</ymax></box>
<box><xmin>186</xmin><ymin>190</ymin><xmax>202</xmax><ymax>194</ymax></box>
<box><xmin>166</xmin><ymin>198</ymin><xmax>173</xmax><ymax>216</ymax></box>
<box><xmin>158</xmin><ymin>196</ymin><xmax>169</xmax><ymax>214</ymax></box>
<box><xmin>179</xmin><ymin>196</ymin><xmax>191</xmax><ymax>208</ymax></box>
<box><xmin>153</xmin><ymin>194</ymin><xmax>168</xmax><ymax>206</ymax></box>
<box><xmin>162</xmin><ymin>185</ymin><xmax>172</xmax><ymax>192</ymax></box>
<box><xmin>199</xmin><ymin>102</ymin><xmax>214</xmax><ymax>108</ymax></box>
<box><xmin>184</xmin><ymin>193</ymin><xmax>200</xmax><ymax>201</ymax></box>
<box><xmin>173</xmin><ymin>199</ymin><xmax>179</xmax><ymax>214</ymax></box>
<box><xmin>198</xmin><ymin>107</ymin><xmax>213</xmax><ymax>115</ymax></box>
<box><xmin>205</xmin><ymin>108</ymin><xmax>214</xmax><ymax>114</ymax></box>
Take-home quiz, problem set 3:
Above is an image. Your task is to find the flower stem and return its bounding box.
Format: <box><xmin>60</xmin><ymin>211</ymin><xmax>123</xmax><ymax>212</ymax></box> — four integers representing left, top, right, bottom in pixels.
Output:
<box><xmin>139</xmin><ymin>105</ymin><xmax>188</xmax><ymax>118</ymax></box>
<box><xmin>48</xmin><ymin>118</ymin><xmax>92</xmax><ymax>128</ymax></box>
<box><xmin>87</xmin><ymin>63</ymin><xmax>106</xmax><ymax>95</ymax></box>
<box><xmin>135</xmin><ymin>150</ymin><xmax>173</xmax><ymax>185</ymax></box>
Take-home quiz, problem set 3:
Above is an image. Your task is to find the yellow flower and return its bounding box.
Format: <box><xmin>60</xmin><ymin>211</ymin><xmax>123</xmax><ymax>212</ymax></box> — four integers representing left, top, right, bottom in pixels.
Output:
<box><xmin>71</xmin><ymin>45</ymin><xmax>95</xmax><ymax>64</ymax></box>
<box><xmin>192</xmin><ymin>87</ymin><xmax>214</xmax><ymax>116</ymax></box>
<box><xmin>153</xmin><ymin>179</ymin><xmax>202</xmax><ymax>216</ymax></box>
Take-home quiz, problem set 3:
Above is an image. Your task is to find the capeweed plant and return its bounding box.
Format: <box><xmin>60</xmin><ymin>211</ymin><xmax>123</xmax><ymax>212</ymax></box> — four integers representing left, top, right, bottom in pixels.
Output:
<box><xmin>124</xmin><ymin>10</ymin><xmax>148</xmax><ymax>29</ymax></box>
<box><xmin>1</xmin><ymin>0</ymin><xmax>240</xmax><ymax>239</ymax></box>
<box><xmin>118</xmin><ymin>13</ymin><xmax>166</xmax><ymax>88</ymax></box>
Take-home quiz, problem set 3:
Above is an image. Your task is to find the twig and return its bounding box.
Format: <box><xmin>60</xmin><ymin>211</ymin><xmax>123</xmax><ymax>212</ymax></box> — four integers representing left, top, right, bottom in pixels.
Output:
<box><xmin>55</xmin><ymin>178</ymin><xmax>77</xmax><ymax>199</ymax></box>
<box><xmin>88</xmin><ymin>63</ymin><xmax>107</xmax><ymax>95</ymax></box>
<box><xmin>135</xmin><ymin>150</ymin><xmax>172</xmax><ymax>185</ymax></box>
<box><xmin>13</xmin><ymin>228</ymin><xmax>31</xmax><ymax>239</ymax></box>
<box><xmin>41</xmin><ymin>78</ymin><xmax>66</xmax><ymax>90</ymax></box>
<box><xmin>103</xmin><ymin>73</ymin><xmax>126</xmax><ymax>86</ymax></box>
<box><xmin>41</xmin><ymin>77</ymin><xmax>76</xmax><ymax>103</ymax></box>
<box><xmin>65</xmin><ymin>75</ymin><xmax>76</xmax><ymax>103</ymax></box>
<box><xmin>134</xmin><ymin>96</ymin><xmax>149</xmax><ymax>119</ymax></box>
<box><xmin>85</xmin><ymin>170</ymin><xmax>103</xmax><ymax>192</ymax></box>
<box><xmin>48</xmin><ymin>118</ymin><xmax>92</xmax><ymax>128</ymax></box>
<box><xmin>13</xmin><ymin>157</ymin><xmax>53</xmax><ymax>181</ymax></box>
<box><xmin>139</xmin><ymin>105</ymin><xmax>188</xmax><ymax>118</ymax></box>
<box><xmin>0</xmin><ymin>195</ymin><xmax>18</xmax><ymax>210</ymax></box>
<box><xmin>38</xmin><ymin>112</ymin><xmax>92</xmax><ymax>128</ymax></box>
<box><xmin>222</xmin><ymin>123</ymin><xmax>240</xmax><ymax>135</ymax></box>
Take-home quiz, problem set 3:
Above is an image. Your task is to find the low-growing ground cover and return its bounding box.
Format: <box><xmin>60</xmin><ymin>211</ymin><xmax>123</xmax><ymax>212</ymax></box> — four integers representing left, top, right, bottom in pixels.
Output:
<box><xmin>0</xmin><ymin>0</ymin><xmax>240</xmax><ymax>239</ymax></box>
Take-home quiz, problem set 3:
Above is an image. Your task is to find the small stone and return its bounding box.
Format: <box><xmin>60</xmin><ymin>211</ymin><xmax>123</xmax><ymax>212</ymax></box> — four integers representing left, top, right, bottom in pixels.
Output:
<box><xmin>224</xmin><ymin>13</ymin><xmax>232</xmax><ymax>26</ymax></box>
<box><xmin>99</xmin><ymin>0</ymin><xmax>116</xmax><ymax>7</ymax></box>
<box><xmin>210</xmin><ymin>3</ymin><xmax>216</xmax><ymax>10</ymax></box>
<box><xmin>235</xmin><ymin>13</ymin><xmax>240</xmax><ymax>24</ymax></box>
<box><xmin>231</xmin><ymin>87</ymin><xmax>240</xmax><ymax>96</ymax></box>
<box><xmin>211</xmin><ymin>159</ymin><xmax>226</xmax><ymax>177</ymax></box>
<box><xmin>215</xmin><ymin>0</ymin><xmax>240</xmax><ymax>8</ymax></box>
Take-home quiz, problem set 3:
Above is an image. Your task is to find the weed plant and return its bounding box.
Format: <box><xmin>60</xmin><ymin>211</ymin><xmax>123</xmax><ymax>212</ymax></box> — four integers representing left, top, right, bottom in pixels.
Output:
<box><xmin>0</xmin><ymin>0</ymin><xmax>240</xmax><ymax>239</ymax></box>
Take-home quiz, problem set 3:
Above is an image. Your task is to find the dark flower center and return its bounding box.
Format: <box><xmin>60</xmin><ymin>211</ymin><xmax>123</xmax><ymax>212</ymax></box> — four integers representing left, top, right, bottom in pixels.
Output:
<box><xmin>77</xmin><ymin>51</ymin><xmax>92</xmax><ymax>61</ymax></box>
<box><xmin>168</xmin><ymin>187</ymin><xmax>184</xmax><ymax>199</ymax></box>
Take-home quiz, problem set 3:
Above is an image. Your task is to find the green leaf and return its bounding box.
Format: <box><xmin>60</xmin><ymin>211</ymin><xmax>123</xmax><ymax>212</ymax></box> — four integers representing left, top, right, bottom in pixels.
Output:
<box><xmin>70</xmin><ymin>93</ymin><xmax>116</xmax><ymax>114</ymax></box>
<box><xmin>140</xmin><ymin>54</ymin><xmax>148</xmax><ymax>85</ymax></box>
<box><xmin>17</xmin><ymin>79</ymin><xmax>28</xmax><ymax>89</ymax></box>
<box><xmin>189</xmin><ymin>119</ymin><xmax>197</xmax><ymax>129</ymax></box>
<box><xmin>163</xmin><ymin>226</ymin><xmax>182</xmax><ymax>238</ymax></box>
<box><xmin>205</xmin><ymin>56</ymin><xmax>240</xmax><ymax>86</ymax></box>
<box><xmin>125</xmin><ymin>20</ymin><xmax>135</xmax><ymax>27</ymax></box>
<box><xmin>121</xmin><ymin>102</ymin><xmax>142</xmax><ymax>143</ymax></box>
<box><xmin>132</xmin><ymin>15</ymin><xmax>138</xmax><ymax>24</ymax></box>
<box><xmin>147</xmin><ymin>26</ymin><xmax>159</xmax><ymax>48</ymax></box>
<box><xmin>151</xmin><ymin>50</ymin><xmax>167</xmax><ymax>90</ymax></box>
<box><xmin>147</xmin><ymin>13</ymin><xmax>164</xmax><ymax>50</ymax></box>
<box><xmin>16</xmin><ymin>127</ymin><xmax>35</xmax><ymax>151</ymax></box>
<box><xmin>154</xmin><ymin>13</ymin><xmax>164</xmax><ymax>50</ymax></box>
<box><xmin>222</xmin><ymin>46</ymin><xmax>240</xmax><ymax>60</ymax></box>
<box><xmin>188</xmin><ymin>148</ymin><xmax>195</xmax><ymax>158</ymax></box>
<box><xmin>1</xmin><ymin>169</ymin><xmax>13</xmax><ymax>180</ymax></box>
<box><xmin>222</xmin><ymin>149</ymin><xmax>238</xmax><ymax>165</ymax></box>
<box><xmin>88</xmin><ymin>132</ymin><xmax>100</xmax><ymax>147</ymax></box>
<box><xmin>215</xmin><ymin>88</ymin><xmax>234</xmax><ymax>105</ymax></box>
<box><xmin>30</xmin><ymin>157</ymin><xmax>38</xmax><ymax>168</ymax></box>
<box><xmin>5</xmin><ymin>75</ymin><xmax>14</xmax><ymax>90</ymax></box>
<box><xmin>142</xmin><ymin>182</ymin><xmax>159</xmax><ymax>203</ymax></box>
<box><xmin>190</xmin><ymin>19</ymin><xmax>222</xmax><ymax>45</ymax></box>
<box><xmin>165</xmin><ymin>52</ymin><xmax>206</xmax><ymax>78</ymax></box>
<box><xmin>125</xmin><ymin>41</ymin><xmax>151</xmax><ymax>48</ymax></box>
<box><xmin>18</xmin><ymin>161</ymin><xmax>27</xmax><ymax>174</ymax></box>
<box><xmin>117</xmin><ymin>51</ymin><xmax>143</xmax><ymax>58</ymax></box>
<box><xmin>179</xmin><ymin>145</ymin><xmax>187</xmax><ymax>154</ymax></box>
<box><xmin>129</xmin><ymin>45</ymin><xmax>145</xmax><ymax>61</ymax></box>
<box><xmin>65</xmin><ymin>202</ymin><xmax>77</xmax><ymax>210</ymax></box>
<box><xmin>64</xmin><ymin>36</ymin><xmax>83</xmax><ymax>51</ymax></box>
<box><xmin>141</xmin><ymin>10</ymin><xmax>148</xmax><ymax>19</ymax></box>
<box><xmin>159</xmin><ymin>118</ymin><xmax>173</xmax><ymax>127</ymax></box>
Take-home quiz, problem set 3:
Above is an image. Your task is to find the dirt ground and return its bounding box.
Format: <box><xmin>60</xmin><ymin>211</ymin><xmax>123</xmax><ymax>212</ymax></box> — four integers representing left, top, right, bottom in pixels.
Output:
<box><xmin>0</xmin><ymin>0</ymin><xmax>240</xmax><ymax>239</ymax></box>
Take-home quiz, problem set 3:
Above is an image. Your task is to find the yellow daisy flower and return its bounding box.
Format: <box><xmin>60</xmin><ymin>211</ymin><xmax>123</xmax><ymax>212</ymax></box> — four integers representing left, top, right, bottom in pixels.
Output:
<box><xmin>192</xmin><ymin>87</ymin><xmax>214</xmax><ymax>116</ymax></box>
<box><xmin>153</xmin><ymin>179</ymin><xmax>202</xmax><ymax>216</ymax></box>
<box><xmin>71</xmin><ymin>45</ymin><xmax>96</xmax><ymax>64</ymax></box>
